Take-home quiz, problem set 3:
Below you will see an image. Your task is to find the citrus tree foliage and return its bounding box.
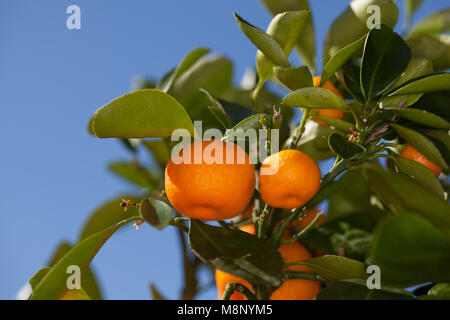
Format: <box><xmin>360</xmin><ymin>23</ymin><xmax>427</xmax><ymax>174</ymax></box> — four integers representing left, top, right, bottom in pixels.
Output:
<box><xmin>28</xmin><ymin>0</ymin><xmax>450</xmax><ymax>300</ymax></box>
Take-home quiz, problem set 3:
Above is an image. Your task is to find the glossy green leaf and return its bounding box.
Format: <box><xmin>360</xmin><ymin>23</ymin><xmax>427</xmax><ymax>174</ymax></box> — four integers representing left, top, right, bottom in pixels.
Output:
<box><xmin>317</xmin><ymin>279</ymin><xmax>413</xmax><ymax>300</ymax></box>
<box><xmin>361</xmin><ymin>24</ymin><xmax>411</xmax><ymax>101</ymax></box>
<box><xmin>328</xmin><ymin>170</ymin><xmax>386</xmax><ymax>222</ymax></box>
<box><xmin>260</xmin><ymin>0</ymin><xmax>316</xmax><ymax>72</ymax></box>
<box><xmin>89</xmin><ymin>89</ymin><xmax>194</xmax><ymax>138</ymax></box>
<box><xmin>390</xmin><ymin>124</ymin><xmax>448</xmax><ymax>169</ymax></box>
<box><xmin>255</xmin><ymin>10</ymin><xmax>310</xmax><ymax>82</ymax></box>
<box><xmin>30</xmin><ymin>219</ymin><xmax>135</xmax><ymax>300</ymax></box>
<box><xmin>108</xmin><ymin>161</ymin><xmax>159</xmax><ymax>188</ymax></box>
<box><xmin>273</xmin><ymin>66</ymin><xmax>313</xmax><ymax>91</ymax></box>
<box><xmin>389</xmin><ymin>108</ymin><xmax>450</xmax><ymax>129</ymax></box>
<box><xmin>47</xmin><ymin>242</ymin><xmax>102</xmax><ymax>300</ymax></box>
<box><xmin>171</xmin><ymin>55</ymin><xmax>233</xmax><ymax>130</ymax></box>
<box><xmin>368</xmin><ymin>214</ymin><xmax>450</xmax><ymax>286</ymax></box>
<box><xmin>392</xmin><ymin>155</ymin><xmax>445</xmax><ymax>199</ymax></box>
<box><xmin>363</xmin><ymin>166</ymin><xmax>450</xmax><ymax>238</ymax></box>
<box><xmin>312</xmin><ymin>116</ymin><xmax>354</xmax><ymax>132</ymax></box>
<box><xmin>282</xmin><ymin>87</ymin><xmax>349</xmax><ymax>110</ymax></box>
<box><xmin>323</xmin><ymin>0</ymin><xmax>399</xmax><ymax>63</ymax></box>
<box><xmin>162</xmin><ymin>47</ymin><xmax>210</xmax><ymax>93</ymax></box>
<box><xmin>234</xmin><ymin>12</ymin><xmax>290</xmax><ymax>68</ymax></box>
<box><xmin>223</xmin><ymin>114</ymin><xmax>271</xmax><ymax>142</ymax></box>
<box><xmin>300</xmin><ymin>255</ymin><xmax>366</xmax><ymax>281</ymax></box>
<box><xmin>409</xmin><ymin>9</ymin><xmax>450</xmax><ymax>37</ymax></box>
<box><xmin>189</xmin><ymin>220</ymin><xmax>284</xmax><ymax>287</ymax></box>
<box><xmin>139</xmin><ymin>198</ymin><xmax>172</xmax><ymax>230</ymax></box>
<box><xmin>389</xmin><ymin>73</ymin><xmax>450</xmax><ymax>96</ymax></box>
<box><xmin>328</xmin><ymin>132</ymin><xmax>364</xmax><ymax>159</ymax></box>
<box><xmin>407</xmin><ymin>33</ymin><xmax>450</xmax><ymax>72</ymax></box>
<box><xmin>379</xmin><ymin>57</ymin><xmax>433</xmax><ymax>108</ymax></box>
<box><xmin>321</xmin><ymin>35</ymin><xmax>366</xmax><ymax>86</ymax></box>
<box><xmin>337</xmin><ymin>59</ymin><xmax>365</xmax><ymax>102</ymax></box>
<box><xmin>29</xmin><ymin>267</ymin><xmax>52</xmax><ymax>291</ymax></box>
<box><xmin>79</xmin><ymin>196</ymin><xmax>140</xmax><ymax>241</ymax></box>
<box><xmin>296</xmin><ymin>122</ymin><xmax>335</xmax><ymax>161</ymax></box>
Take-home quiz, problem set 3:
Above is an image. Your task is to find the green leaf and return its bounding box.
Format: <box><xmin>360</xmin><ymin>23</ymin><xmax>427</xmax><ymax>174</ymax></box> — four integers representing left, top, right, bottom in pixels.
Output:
<box><xmin>392</xmin><ymin>155</ymin><xmax>445</xmax><ymax>199</ymax></box>
<box><xmin>328</xmin><ymin>170</ymin><xmax>386</xmax><ymax>222</ymax></box>
<box><xmin>273</xmin><ymin>66</ymin><xmax>313</xmax><ymax>91</ymax></box>
<box><xmin>388</xmin><ymin>108</ymin><xmax>450</xmax><ymax>129</ymax></box>
<box><xmin>79</xmin><ymin>196</ymin><xmax>140</xmax><ymax>241</ymax></box>
<box><xmin>260</xmin><ymin>0</ymin><xmax>316</xmax><ymax>72</ymax></box>
<box><xmin>234</xmin><ymin>12</ymin><xmax>290</xmax><ymax>68</ymax></box>
<box><xmin>149</xmin><ymin>283</ymin><xmax>167</xmax><ymax>300</ymax></box>
<box><xmin>407</xmin><ymin>33</ymin><xmax>450</xmax><ymax>72</ymax></box>
<box><xmin>189</xmin><ymin>220</ymin><xmax>284</xmax><ymax>287</ymax></box>
<box><xmin>337</xmin><ymin>59</ymin><xmax>365</xmax><ymax>102</ymax></box>
<box><xmin>89</xmin><ymin>89</ymin><xmax>194</xmax><ymax>138</ymax></box>
<box><xmin>390</xmin><ymin>123</ymin><xmax>448</xmax><ymax>169</ymax></box>
<box><xmin>328</xmin><ymin>132</ymin><xmax>364</xmax><ymax>159</ymax></box>
<box><xmin>379</xmin><ymin>57</ymin><xmax>433</xmax><ymax>108</ymax></box>
<box><xmin>223</xmin><ymin>114</ymin><xmax>271</xmax><ymax>142</ymax></box>
<box><xmin>300</xmin><ymin>255</ymin><xmax>366</xmax><ymax>281</ymax></box>
<box><xmin>317</xmin><ymin>279</ymin><xmax>413</xmax><ymax>300</ymax></box>
<box><xmin>321</xmin><ymin>34</ymin><xmax>366</xmax><ymax>86</ymax></box>
<box><xmin>30</xmin><ymin>219</ymin><xmax>134</xmax><ymax>300</ymax></box>
<box><xmin>255</xmin><ymin>10</ymin><xmax>310</xmax><ymax>82</ymax></box>
<box><xmin>360</xmin><ymin>24</ymin><xmax>411</xmax><ymax>101</ymax></box>
<box><xmin>363</xmin><ymin>166</ymin><xmax>450</xmax><ymax>238</ymax></box>
<box><xmin>29</xmin><ymin>267</ymin><xmax>52</xmax><ymax>291</ymax></box>
<box><xmin>422</xmin><ymin>283</ymin><xmax>450</xmax><ymax>300</ymax></box>
<box><xmin>199</xmin><ymin>89</ymin><xmax>232</xmax><ymax>129</ymax></box>
<box><xmin>47</xmin><ymin>242</ymin><xmax>102</xmax><ymax>300</ymax></box>
<box><xmin>404</xmin><ymin>0</ymin><xmax>423</xmax><ymax>31</ymax></box>
<box><xmin>388</xmin><ymin>73</ymin><xmax>450</xmax><ymax>96</ymax></box>
<box><xmin>139</xmin><ymin>198</ymin><xmax>172</xmax><ymax>230</ymax></box>
<box><xmin>108</xmin><ymin>161</ymin><xmax>159</xmax><ymax>188</ymax></box>
<box><xmin>409</xmin><ymin>9</ymin><xmax>450</xmax><ymax>37</ymax></box>
<box><xmin>323</xmin><ymin>0</ymin><xmax>399</xmax><ymax>63</ymax></box>
<box><xmin>312</xmin><ymin>116</ymin><xmax>354</xmax><ymax>132</ymax></box>
<box><xmin>296</xmin><ymin>122</ymin><xmax>335</xmax><ymax>161</ymax></box>
<box><xmin>161</xmin><ymin>47</ymin><xmax>210</xmax><ymax>93</ymax></box>
<box><xmin>368</xmin><ymin>214</ymin><xmax>450</xmax><ymax>286</ymax></box>
<box><xmin>171</xmin><ymin>55</ymin><xmax>233</xmax><ymax>130</ymax></box>
<box><xmin>330</xmin><ymin>224</ymin><xmax>372</xmax><ymax>260</ymax></box>
<box><xmin>282</xmin><ymin>87</ymin><xmax>349</xmax><ymax>110</ymax></box>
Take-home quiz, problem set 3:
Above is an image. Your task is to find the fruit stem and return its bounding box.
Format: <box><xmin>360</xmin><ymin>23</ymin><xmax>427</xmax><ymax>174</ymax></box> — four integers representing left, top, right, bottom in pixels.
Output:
<box><xmin>283</xmin><ymin>271</ymin><xmax>328</xmax><ymax>284</ymax></box>
<box><xmin>269</xmin><ymin>207</ymin><xmax>306</xmax><ymax>247</ymax></box>
<box><xmin>222</xmin><ymin>282</ymin><xmax>257</xmax><ymax>300</ymax></box>
<box><xmin>290</xmin><ymin>108</ymin><xmax>310</xmax><ymax>149</ymax></box>
<box><xmin>280</xmin><ymin>212</ymin><xmax>325</xmax><ymax>245</ymax></box>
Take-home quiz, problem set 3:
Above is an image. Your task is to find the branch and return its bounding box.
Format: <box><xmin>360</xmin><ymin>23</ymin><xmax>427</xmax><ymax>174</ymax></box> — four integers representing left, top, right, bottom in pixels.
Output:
<box><xmin>222</xmin><ymin>282</ymin><xmax>257</xmax><ymax>300</ymax></box>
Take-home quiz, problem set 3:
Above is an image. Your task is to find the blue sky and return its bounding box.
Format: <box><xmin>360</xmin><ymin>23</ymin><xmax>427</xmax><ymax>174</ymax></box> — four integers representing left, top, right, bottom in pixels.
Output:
<box><xmin>0</xmin><ymin>0</ymin><xmax>448</xmax><ymax>300</ymax></box>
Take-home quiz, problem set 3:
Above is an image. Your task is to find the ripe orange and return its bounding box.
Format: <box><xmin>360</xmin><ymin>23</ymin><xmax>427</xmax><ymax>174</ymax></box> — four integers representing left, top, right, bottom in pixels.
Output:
<box><xmin>165</xmin><ymin>140</ymin><xmax>255</xmax><ymax>220</ymax></box>
<box><xmin>215</xmin><ymin>224</ymin><xmax>321</xmax><ymax>300</ymax></box>
<box><xmin>311</xmin><ymin>76</ymin><xmax>345</xmax><ymax>126</ymax></box>
<box><xmin>400</xmin><ymin>144</ymin><xmax>442</xmax><ymax>177</ymax></box>
<box><xmin>259</xmin><ymin>150</ymin><xmax>321</xmax><ymax>210</ymax></box>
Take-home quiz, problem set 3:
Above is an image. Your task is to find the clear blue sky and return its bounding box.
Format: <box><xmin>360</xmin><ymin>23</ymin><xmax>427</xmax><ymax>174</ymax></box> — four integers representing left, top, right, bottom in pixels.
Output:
<box><xmin>1</xmin><ymin>0</ymin><xmax>448</xmax><ymax>300</ymax></box>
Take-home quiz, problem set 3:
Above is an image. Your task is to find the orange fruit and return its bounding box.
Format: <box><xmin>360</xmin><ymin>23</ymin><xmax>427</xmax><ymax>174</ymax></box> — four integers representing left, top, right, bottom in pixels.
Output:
<box><xmin>270</xmin><ymin>242</ymin><xmax>321</xmax><ymax>300</ymax></box>
<box><xmin>215</xmin><ymin>224</ymin><xmax>321</xmax><ymax>300</ymax></box>
<box><xmin>400</xmin><ymin>144</ymin><xmax>442</xmax><ymax>177</ymax></box>
<box><xmin>259</xmin><ymin>150</ymin><xmax>321</xmax><ymax>210</ymax></box>
<box><xmin>297</xmin><ymin>207</ymin><xmax>327</xmax><ymax>229</ymax></box>
<box><xmin>311</xmin><ymin>76</ymin><xmax>345</xmax><ymax>126</ymax></box>
<box><xmin>215</xmin><ymin>269</ymin><xmax>252</xmax><ymax>300</ymax></box>
<box><xmin>165</xmin><ymin>140</ymin><xmax>255</xmax><ymax>220</ymax></box>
